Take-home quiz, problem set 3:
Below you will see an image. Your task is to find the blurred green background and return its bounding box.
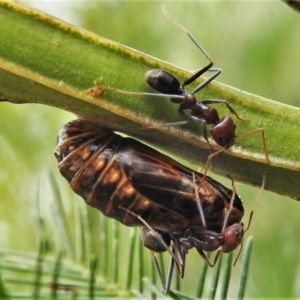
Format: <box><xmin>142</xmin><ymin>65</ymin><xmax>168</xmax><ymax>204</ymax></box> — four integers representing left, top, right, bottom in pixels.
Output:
<box><xmin>1</xmin><ymin>1</ymin><xmax>300</xmax><ymax>298</ymax></box>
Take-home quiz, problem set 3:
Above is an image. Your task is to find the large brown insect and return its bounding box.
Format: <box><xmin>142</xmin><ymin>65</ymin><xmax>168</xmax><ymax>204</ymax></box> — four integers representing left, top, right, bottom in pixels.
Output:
<box><xmin>54</xmin><ymin>119</ymin><xmax>259</xmax><ymax>293</ymax></box>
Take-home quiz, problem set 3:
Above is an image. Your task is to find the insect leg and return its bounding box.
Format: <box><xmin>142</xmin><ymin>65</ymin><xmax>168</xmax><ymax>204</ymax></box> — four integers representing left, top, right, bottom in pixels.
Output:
<box><xmin>150</xmin><ymin>251</ymin><xmax>168</xmax><ymax>292</ymax></box>
<box><xmin>149</xmin><ymin>234</ymin><xmax>185</xmax><ymax>293</ymax></box>
<box><xmin>192</xmin><ymin>172</ymin><xmax>207</xmax><ymax>228</ymax></box>
<box><xmin>171</xmin><ymin>234</ymin><xmax>186</xmax><ymax>278</ymax></box>
<box><xmin>118</xmin><ymin>206</ymin><xmax>180</xmax><ymax>264</ymax></box>
<box><xmin>201</xmin><ymin>119</ymin><xmax>213</xmax><ymax>151</ymax></box>
<box><xmin>143</xmin><ymin>105</ymin><xmax>190</xmax><ymax>130</ymax></box>
<box><xmin>189</xmin><ymin>69</ymin><xmax>222</xmax><ymax>95</ymax></box>
<box><xmin>202</xmin><ymin>147</ymin><xmax>227</xmax><ymax>178</ymax></box>
<box><xmin>157</xmin><ymin>106</ymin><xmax>189</xmax><ymax>128</ymax></box>
<box><xmin>201</xmin><ymin>99</ymin><xmax>246</xmax><ymax>121</ymax></box>
<box><xmin>221</xmin><ymin>180</ymin><xmax>237</xmax><ymax>232</ymax></box>
<box><xmin>195</xmin><ymin>247</ymin><xmax>222</xmax><ymax>267</ymax></box>
<box><xmin>236</xmin><ymin>128</ymin><xmax>270</xmax><ymax>164</ymax></box>
<box><xmin>165</xmin><ymin>249</ymin><xmax>176</xmax><ymax>293</ymax></box>
<box><xmin>91</xmin><ymin>83</ymin><xmax>187</xmax><ymax>102</ymax></box>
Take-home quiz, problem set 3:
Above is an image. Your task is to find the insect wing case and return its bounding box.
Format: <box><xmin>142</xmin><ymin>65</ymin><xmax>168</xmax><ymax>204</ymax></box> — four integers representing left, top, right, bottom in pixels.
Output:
<box><xmin>55</xmin><ymin>120</ymin><xmax>243</xmax><ymax>233</ymax></box>
<box><xmin>55</xmin><ymin>120</ymin><xmax>190</xmax><ymax>231</ymax></box>
<box><xmin>118</xmin><ymin>137</ymin><xmax>244</xmax><ymax>232</ymax></box>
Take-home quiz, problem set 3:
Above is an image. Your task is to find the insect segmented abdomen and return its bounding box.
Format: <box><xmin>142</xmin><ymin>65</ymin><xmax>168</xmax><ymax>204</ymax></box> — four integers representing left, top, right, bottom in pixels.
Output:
<box><xmin>55</xmin><ymin>120</ymin><xmax>121</xmax><ymax>199</ymax></box>
<box><xmin>55</xmin><ymin>120</ymin><xmax>138</xmax><ymax>224</ymax></box>
<box><xmin>54</xmin><ymin>120</ymin><xmax>191</xmax><ymax>231</ymax></box>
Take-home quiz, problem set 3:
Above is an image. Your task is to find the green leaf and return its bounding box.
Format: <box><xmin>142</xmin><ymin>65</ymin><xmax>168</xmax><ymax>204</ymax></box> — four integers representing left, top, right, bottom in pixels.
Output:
<box><xmin>0</xmin><ymin>0</ymin><xmax>300</xmax><ymax>202</ymax></box>
<box><xmin>237</xmin><ymin>236</ymin><xmax>254</xmax><ymax>300</ymax></box>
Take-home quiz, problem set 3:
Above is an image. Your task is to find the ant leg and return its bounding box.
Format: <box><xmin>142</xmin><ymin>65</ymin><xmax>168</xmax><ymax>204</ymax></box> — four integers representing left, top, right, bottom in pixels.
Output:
<box><xmin>92</xmin><ymin>83</ymin><xmax>187</xmax><ymax>101</ymax></box>
<box><xmin>158</xmin><ymin>235</ymin><xmax>186</xmax><ymax>293</ymax></box>
<box><xmin>221</xmin><ymin>177</ymin><xmax>238</xmax><ymax>232</ymax></box>
<box><xmin>236</xmin><ymin>128</ymin><xmax>270</xmax><ymax>164</ymax></box>
<box><xmin>195</xmin><ymin>247</ymin><xmax>222</xmax><ymax>267</ymax></box>
<box><xmin>91</xmin><ymin>83</ymin><xmax>194</xmax><ymax>130</ymax></box>
<box><xmin>172</xmin><ymin>237</ymin><xmax>185</xmax><ymax>278</ymax></box>
<box><xmin>227</xmin><ymin>174</ymin><xmax>238</xmax><ymax>195</ymax></box>
<box><xmin>201</xmin><ymin>99</ymin><xmax>247</xmax><ymax>121</ymax></box>
<box><xmin>190</xmin><ymin>69</ymin><xmax>222</xmax><ymax>95</ymax></box>
<box><xmin>157</xmin><ymin>120</ymin><xmax>188</xmax><ymax>127</ymax></box>
<box><xmin>142</xmin><ymin>107</ymin><xmax>189</xmax><ymax>131</ymax></box>
<box><xmin>157</xmin><ymin>108</ymin><xmax>189</xmax><ymax>128</ymax></box>
<box><xmin>118</xmin><ymin>205</ymin><xmax>179</xmax><ymax>264</ymax></box>
<box><xmin>164</xmin><ymin>248</ymin><xmax>175</xmax><ymax>293</ymax></box>
<box><xmin>163</xmin><ymin>240</ymin><xmax>185</xmax><ymax>294</ymax></box>
<box><xmin>150</xmin><ymin>251</ymin><xmax>168</xmax><ymax>292</ymax></box>
<box><xmin>161</xmin><ymin>5</ymin><xmax>222</xmax><ymax>90</ymax></box>
<box><xmin>202</xmin><ymin>121</ymin><xmax>213</xmax><ymax>151</ymax></box>
<box><xmin>92</xmin><ymin>81</ymin><xmax>190</xmax><ymax>101</ymax></box>
<box><xmin>202</xmin><ymin>147</ymin><xmax>227</xmax><ymax>178</ymax></box>
<box><xmin>190</xmin><ymin>116</ymin><xmax>213</xmax><ymax>151</ymax></box>
<box><xmin>192</xmin><ymin>172</ymin><xmax>207</xmax><ymax>228</ymax></box>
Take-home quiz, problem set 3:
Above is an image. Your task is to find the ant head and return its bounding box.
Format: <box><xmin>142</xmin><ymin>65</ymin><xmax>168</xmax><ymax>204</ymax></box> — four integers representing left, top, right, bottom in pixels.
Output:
<box><xmin>221</xmin><ymin>223</ymin><xmax>244</xmax><ymax>253</ymax></box>
<box><xmin>139</xmin><ymin>225</ymin><xmax>171</xmax><ymax>253</ymax></box>
<box><xmin>210</xmin><ymin>116</ymin><xmax>236</xmax><ymax>148</ymax></box>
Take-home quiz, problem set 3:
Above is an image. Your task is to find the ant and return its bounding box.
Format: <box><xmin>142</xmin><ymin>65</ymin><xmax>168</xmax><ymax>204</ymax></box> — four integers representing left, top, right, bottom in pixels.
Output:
<box><xmin>92</xmin><ymin>5</ymin><xmax>270</xmax><ymax>176</ymax></box>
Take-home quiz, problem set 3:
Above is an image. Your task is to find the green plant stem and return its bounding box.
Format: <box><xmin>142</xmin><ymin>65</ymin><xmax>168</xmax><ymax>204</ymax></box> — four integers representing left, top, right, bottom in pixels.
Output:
<box><xmin>0</xmin><ymin>0</ymin><xmax>300</xmax><ymax>199</ymax></box>
<box><xmin>220</xmin><ymin>252</ymin><xmax>233</xmax><ymax>299</ymax></box>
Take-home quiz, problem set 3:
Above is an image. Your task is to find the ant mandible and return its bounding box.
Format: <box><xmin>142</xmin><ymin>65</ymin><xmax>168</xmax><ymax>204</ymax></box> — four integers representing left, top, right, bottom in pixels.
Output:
<box><xmin>92</xmin><ymin>5</ymin><xmax>270</xmax><ymax>176</ymax></box>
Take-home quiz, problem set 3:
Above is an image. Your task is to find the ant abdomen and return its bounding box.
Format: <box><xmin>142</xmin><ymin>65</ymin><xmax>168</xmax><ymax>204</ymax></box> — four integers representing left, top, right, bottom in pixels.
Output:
<box><xmin>145</xmin><ymin>69</ymin><xmax>181</xmax><ymax>95</ymax></box>
<box><xmin>140</xmin><ymin>226</ymin><xmax>172</xmax><ymax>253</ymax></box>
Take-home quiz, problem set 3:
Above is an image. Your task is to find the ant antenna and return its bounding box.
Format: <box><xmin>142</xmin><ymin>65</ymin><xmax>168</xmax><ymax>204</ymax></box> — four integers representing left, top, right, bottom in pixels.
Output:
<box><xmin>233</xmin><ymin>175</ymin><xmax>266</xmax><ymax>265</ymax></box>
<box><xmin>161</xmin><ymin>5</ymin><xmax>220</xmax><ymax>91</ymax></box>
<box><xmin>161</xmin><ymin>5</ymin><xmax>212</xmax><ymax>63</ymax></box>
<box><xmin>233</xmin><ymin>239</ymin><xmax>244</xmax><ymax>266</ymax></box>
<box><xmin>243</xmin><ymin>175</ymin><xmax>266</xmax><ymax>233</ymax></box>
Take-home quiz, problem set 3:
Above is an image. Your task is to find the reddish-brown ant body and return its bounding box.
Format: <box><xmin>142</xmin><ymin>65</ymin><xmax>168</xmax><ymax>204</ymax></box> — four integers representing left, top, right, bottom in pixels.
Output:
<box><xmin>92</xmin><ymin>6</ymin><xmax>270</xmax><ymax>175</ymax></box>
